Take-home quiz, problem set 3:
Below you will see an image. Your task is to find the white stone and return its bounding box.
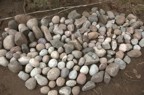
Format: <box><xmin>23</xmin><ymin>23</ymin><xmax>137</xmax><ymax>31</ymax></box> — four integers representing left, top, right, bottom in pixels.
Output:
<box><xmin>40</xmin><ymin>86</ymin><xmax>50</xmax><ymax>94</ymax></box>
<box><xmin>29</xmin><ymin>58</ymin><xmax>40</xmax><ymax>67</ymax></box>
<box><xmin>93</xmin><ymin>47</ymin><xmax>106</xmax><ymax>57</ymax></box>
<box><xmin>30</xmin><ymin>67</ymin><xmax>41</xmax><ymax>77</ymax></box>
<box><xmin>66</xmin><ymin>80</ymin><xmax>76</xmax><ymax>87</ymax></box>
<box><xmin>89</xmin><ymin>64</ymin><xmax>99</xmax><ymax>76</ymax></box>
<box><xmin>66</xmin><ymin>61</ymin><xmax>74</xmax><ymax>69</ymax></box>
<box><xmin>39</xmin><ymin>62</ymin><xmax>46</xmax><ymax>68</ymax></box>
<box><xmin>18</xmin><ymin>71</ymin><xmax>29</xmax><ymax>81</ymax></box>
<box><xmin>69</xmin><ymin>70</ymin><xmax>77</xmax><ymax>79</ymax></box>
<box><xmin>51</xmin><ymin>51</ymin><xmax>59</xmax><ymax>59</ymax></box>
<box><xmin>119</xmin><ymin>44</ymin><xmax>127</xmax><ymax>52</ymax></box>
<box><xmin>35</xmin><ymin>74</ymin><xmax>48</xmax><ymax>86</ymax></box>
<box><xmin>80</xmin><ymin>66</ymin><xmax>89</xmax><ymax>74</ymax></box>
<box><xmin>39</xmin><ymin>49</ymin><xmax>48</xmax><ymax>56</ymax></box>
<box><xmin>18</xmin><ymin>56</ymin><xmax>30</xmax><ymax>65</ymax></box>
<box><xmin>48</xmin><ymin>59</ymin><xmax>58</xmax><ymax>68</ymax></box>
<box><xmin>58</xmin><ymin>61</ymin><xmax>65</xmax><ymax>69</ymax></box>
<box><xmin>42</xmin><ymin>67</ymin><xmax>50</xmax><ymax>75</ymax></box>
<box><xmin>25</xmin><ymin>64</ymin><xmax>33</xmax><ymax>73</ymax></box>
<box><xmin>0</xmin><ymin>57</ymin><xmax>9</xmax><ymax>67</ymax></box>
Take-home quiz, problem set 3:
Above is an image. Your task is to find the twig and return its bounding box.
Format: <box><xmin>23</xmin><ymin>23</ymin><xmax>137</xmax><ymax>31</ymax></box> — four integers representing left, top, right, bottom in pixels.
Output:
<box><xmin>23</xmin><ymin>0</ymin><xmax>26</xmax><ymax>14</ymax></box>
<box><xmin>0</xmin><ymin>0</ymin><xmax>109</xmax><ymax>21</ymax></box>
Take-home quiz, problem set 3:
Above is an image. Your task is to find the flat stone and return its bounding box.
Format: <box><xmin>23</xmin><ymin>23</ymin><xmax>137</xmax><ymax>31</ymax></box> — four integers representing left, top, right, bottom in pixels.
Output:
<box><xmin>8</xmin><ymin>61</ymin><xmax>22</xmax><ymax>73</ymax></box>
<box><xmin>114</xmin><ymin>58</ymin><xmax>126</xmax><ymax>70</ymax></box>
<box><xmin>91</xmin><ymin>71</ymin><xmax>104</xmax><ymax>83</ymax></box>
<box><xmin>18</xmin><ymin>71</ymin><xmax>29</xmax><ymax>81</ymax></box>
<box><xmin>84</xmin><ymin>52</ymin><xmax>99</xmax><ymax>65</ymax></box>
<box><xmin>104</xmin><ymin>72</ymin><xmax>111</xmax><ymax>84</ymax></box>
<box><xmin>25</xmin><ymin>78</ymin><xmax>37</xmax><ymax>90</ymax></box>
<box><xmin>124</xmin><ymin>55</ymin><xmax>131</xmax><ymax>64</ymax></box>
<box><xmin>127</xmin><ymin>50</ymin><xmax>142</xmax><ymax>57</ymax></box>
<box><xmin>68</xmin><ymin>10</ymin><xmax>81</xmax><ymax>19</ymax></box>
<box><xmin>88</xmin><ymin>14</ymin><xmax>98</xmax><ymax>22</ymax></box>
<box><xmin>15</xmin><ymin>32</ymin><xmax>28</xmax><ymax>46</ymax></box>
<box><xmin>41</xmin><ymin>25</ymin><xmax>52</xmax><ymax>41</ymax></box>
<box><xmin>50</xmin><ymin>39</ymin><xmax>64</xmax><ymax>49</ymax></box>
<box><xmin>82</xmin><ymin>81</ymin><xmax>96</xmax><ymax>91</ymax></box>
<box><xmin>32</xmin><ymin>26</ymin><xmax>43</xmax><ymax>39</ymax></box>
<box><xmin>88</xmin><ymin>32</ymin><xmax>99</xmax><ymax>40</ymax></box>
<box><xmin>106</xmin><ymin>63</ymin><xmax>120</xmax><ymax>77</ymax></box>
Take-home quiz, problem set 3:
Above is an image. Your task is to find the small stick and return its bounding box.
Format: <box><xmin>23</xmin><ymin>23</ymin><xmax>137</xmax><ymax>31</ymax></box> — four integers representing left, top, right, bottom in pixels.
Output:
<box><xmin>0</xmin><ymin>0</ymin><xmax>109</xmax><ymax>21</ymax></box>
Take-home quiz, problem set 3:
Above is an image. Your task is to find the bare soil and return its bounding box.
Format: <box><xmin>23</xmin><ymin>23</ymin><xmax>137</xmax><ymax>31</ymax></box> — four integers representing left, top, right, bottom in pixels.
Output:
<box><xmin>0</xmin><ymin>0</ymin><xmax>144</xmax><ymax>95</ymax></box>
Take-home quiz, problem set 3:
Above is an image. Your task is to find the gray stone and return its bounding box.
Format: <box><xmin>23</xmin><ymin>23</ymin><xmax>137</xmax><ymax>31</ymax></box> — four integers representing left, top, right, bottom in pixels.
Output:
<box><xmin>116</xmin><ymin>15</ymin><xmax>126</xmax><ymax>25</ymax></box>
<box><xmin>0</xmin><ymin>57</ymin><xmax>9</xmax><ymax>67</ymax></box>
<box><xmin>70</xmin><ymin>40</ymin><xmax>82</xmax><ymax>50</ymax></box>
<box><xmin>66</xmin><ymin>80</ymin><xmax>77</xmax><ymax>87</ymax></box>
<box><xmin>107</xmin><ymin>11</ymin><xmax>115</xmax><ymax>19</ymax></box>
<box><xmin>59</xmin><ymin>86</ymin><xmax>71</xmax><ymax>95</ymax></box>
<box><xmin>68</xmin><ymin>10</ymin><xmax>81</xmax><ymax>19</ymax></box>
<box><xmin>82</xmin><ymin>81</ymin><xmax>96</xmax><ymax>91</ymax></box>
<box><xmin>64</xmin><ymin>43</ymin><xmax>74</xmax><ymax>54</ymax></box>
<box><xmin>48</xmin><ymin>90</ymin><xmax>58</xmax><ymax>95</ymax></box>
<box><xmin>61</xmin><ymin>68</ymin><xmax>69</xmax><ymax>78</ymax></box>
<box><xmin>104</xmin><ymin>72</ymin><xmax>111</xmax><ymax>84</ymax></box>
<box><xmin>106</xmin><ymin>63</ymin><xmax>120</xmax><ymax>77</ymax></box>
<box><xmin>52</xmin><ymin>16</ymin><xmax>60</xmax><ymax>24</ymax></box>
<box><xmin>3</xmin><ymin>35</ymin><xmax>15</xmax><ymax>50</ymax></box>
<box><xmin>127</xmin><ymin>50</ymin><xmax>142</xmax><ymax>57</ymax></box>
<box><xmin>0</xmin><ymin>49</ymin><xmax>7</xmax><ymax>57</ymax></box>
<box><xmin>72</xmin><ymin>50</ymin><xmax>82</xmax><ymax>59</ymax></box>
<box><xmin>50</xmin><ymin>39</ymin><xmax>64</xmax><ymax>49</ymax></box>
<box><xmin>84</xmin><ymin>52</ymin><xmax>99</xmax><ymax>65</ymax></box>
<box><xmin>114</xmin><ymin>58</ymin><xmax>126</xmax><ymax>70</ymax></box>
<box><xmin>18</xmin><ymin>71</ymin><xmax>29</xmax><ymax>81</ymax></box>
<box><xmin>89</xmin><ymin>64</ymin><xmax>99</xmax><ymax>76</ymax></box>
<box><xmin>8</xmin><ymin>61</ymin><xmax>22</xmax><ymax>73</ymax></box>
<box><xmin>15</xmin><ymin>32</ymin><xmax>28</xmax><ymax>46</ymax></box>
<box><xmin>35</xmin><ymin>74</ymin><xmax>48</xmax><ymax>86</ymax></box>
<box><xmin>75</xmin><ymin>16</ymin><xmax>87</xmax><ymax>28</ymax></box>
<box><xmin>28</xmin><ymin>32</ymin><xmax>36</xmax><ymax>42</ymax></box>
<box><xmin>94</xmin><ymin>47</ymin><xmax>106</xmax><ymax>57</ymax></box>
<box><xmin>21</xmin><ymin>44</ymin><xmax>29</xmax><ymax>53</ymax></box>
<box><xmin>88</xmin><ymin>15</ymin><xmax>98</xmax><ymax>22</ymax></box>
<box><xmin>8</xmin><ymin>20</ymin><xmax>18</xmax><ymax>30</ymax></box>
<box><xmin>25</xmin><ymin>78</ymin><xmax>37</xmax><ymax>90</ymax></box>
<box><xmin>47</xmin><ymin>68</ymin><xmax>60</xmax><ymax>80</ymax></box>
<box><xmin>99</xmin><ymin>14</ymin><xmax>108</xmax><ymax>24</ymax></box>
<box><xmin>124</xmin><ymin>56</ymin><xmax>131</xmax><ymax>64</ymax></box>
<box><xmin>91</xmin><ymin>71</ymin><xmax>104</xmax><ymax>83</ymax></box>
<box><xmin>139</xmin><ymin>38</ymin><xmax>144</xmax><ymax>47</ymax></box>
<box><xmin>41</xmin><ymin>25</ymin><xmax>52</xmax><ymax>41</ymax></box>
<box><xmin>69</xmin><ymin>70</ymin><xmax>77</xmax><ymax>79</ymax></box>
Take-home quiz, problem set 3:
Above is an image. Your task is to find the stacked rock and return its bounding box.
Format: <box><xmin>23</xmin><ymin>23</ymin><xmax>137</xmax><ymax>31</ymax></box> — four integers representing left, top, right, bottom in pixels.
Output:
<box><xmin>0</xmin><ymin>7</ymin><xmax>144</xmax><ymax>95</ymax></box>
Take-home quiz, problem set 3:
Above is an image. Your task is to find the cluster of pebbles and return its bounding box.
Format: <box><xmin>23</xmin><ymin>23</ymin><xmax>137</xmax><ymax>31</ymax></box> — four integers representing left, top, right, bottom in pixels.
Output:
<box><xmin>0</xmin><ymin>7</ymin><xmax>144</xmax><ymax>95</ymax></box>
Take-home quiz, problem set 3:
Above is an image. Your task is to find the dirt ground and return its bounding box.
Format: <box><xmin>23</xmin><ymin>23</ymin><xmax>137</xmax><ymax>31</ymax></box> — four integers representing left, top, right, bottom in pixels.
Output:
<box><xmin>0</xmin><ymin>0</ymin><xmax>144</xmax><ymax>95</ymax></box>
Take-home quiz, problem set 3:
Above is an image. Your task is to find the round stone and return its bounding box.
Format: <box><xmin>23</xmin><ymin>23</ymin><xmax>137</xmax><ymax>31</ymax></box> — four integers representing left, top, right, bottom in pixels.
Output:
<box><xmin>30</xmin><ymin>67</ymin><xmax>41</xmax><ymax>77</ymax></box>
<box><xmin>56</xmin><ymin>77</ymin><xmax>65</xmax><ymax>87</ymax></box>
<box><xmin>61</xmin><ymin>68</ymin><xmax>69</xmax><ymax>78</ymax></box>
<box><xmin>59</xmin><ymin>86</ymin><xmax>71</xmax><ymax>95</ymax></box>
<box><xmin>66</xmin><ymin>80</ymin><xmax>76</xmax><ymax>87</ymax></box>
<box><xmin>29</xmin><ymin>58</ymin><xmax>40</xmax><ymax>67</ymax></box>
<box><xmin>42</xmin><ymin>55</ymin><xmax>49</xmax><ymax>63</ymax></box>
<box><xmin>48</xmin><ymin>90</ymin><xmax>58</xmax><ymax>95</ymax></box>
<box><xmin>52</xmin><ymin>16</ymin><xmax>60</xmax><ymax>24</ymax></box>
<box><xmin>66</xmin><ymin>61</ymin><xmax>74</xmax><ymax>69</ymax></box>
<box><xmin>77</xmin><ymin>73</ymin><xmax>86</xmax><ymax>85</ymax></box>
<box><xmin>25</xmin><ymin>78</ymin><xmax>37</xmax><ymax>90</ymax></box>
<box><xmin>49</xmin><ymin>81</ymin><xmax>56</xmax><ymax>88</ymax></box>
<box><xmin>51</xmin><ymin>51</ymin><xmax>59</xmax><ymax>59</ymax></box>
<box><xmin>80</xmin><ymin>65</ymin><xmax>89</xmax><ymax>74</ymax></box>
<box><xmin>47</xmin><ymin>68</ymin><xmax>60</xmax><ymax>80</ymax></box>
<box><xmin>36</xmin><ymin>43</ymin><xmax>45</xmax><ymax>51</ymax></box>
<box><xmin>48</xmin><ymin>59</ymin><xmax>58</xmax><ymax>68</ymax></box>
<box><xmin>72</xmin><ymin>50</ymin><xmax>82</xmax><ymax>59</ymax></box>
<box><xmin>72</xmin><ymin>86</ymin><xmax>80</xmax><ymax>95</ymax></box>
<box><xmin>89</xmin><ymin>64</ymin><xmax>99</xmax><ymax>76</ymax></box>
<box><xmin>39</xmin><ymin>49</ymin><xmax>48</xmax><ymax>56</ymax></box>
<box><xmin>42</xmin><ymin>67</ymin><xmax>50</xmax><ymax>75</ymax></box>
<box><xmin>57</xmin><ymin>61</ymin><xmax>65</xmax><ymax>69</ymax></box>
<box><xmin>40</xmin><ymin>86</ymin><xmax>50</xmax><ymax>94</ymax></box>
<box><xmin>119</xmin><ymin>44</ymin><xmax>127</xmax><ymax>52</ymax></box>
<box><xmin>69</xmin><ymin>70</ymin><xmax>78</xmax><ymax>79</ymax></box>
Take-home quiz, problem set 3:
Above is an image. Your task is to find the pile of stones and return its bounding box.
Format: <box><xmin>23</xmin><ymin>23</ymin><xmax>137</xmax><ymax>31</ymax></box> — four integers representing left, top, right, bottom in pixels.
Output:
<box><xmin>0</xmin><ymin>7</ymin><xmax>144</xmax><ymax>95</ymax></box>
